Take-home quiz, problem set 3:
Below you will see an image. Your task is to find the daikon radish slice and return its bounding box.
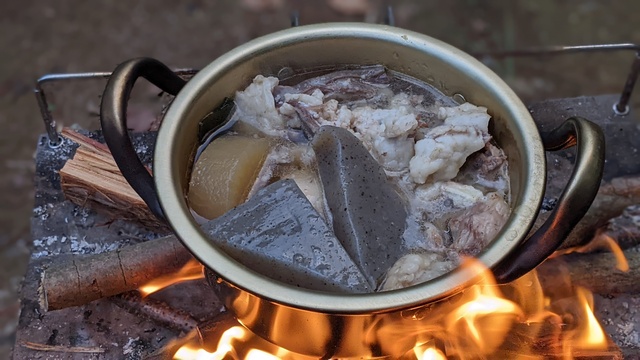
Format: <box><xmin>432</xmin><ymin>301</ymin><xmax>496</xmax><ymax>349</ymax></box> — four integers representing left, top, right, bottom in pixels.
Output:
<box><xmin>189</xmin><ymin>135</ymin><xmax>271</xmax><ymax>219</ymax></box>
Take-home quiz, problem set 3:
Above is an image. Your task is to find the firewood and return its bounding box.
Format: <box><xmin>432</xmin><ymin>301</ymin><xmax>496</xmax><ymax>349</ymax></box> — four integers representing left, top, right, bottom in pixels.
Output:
<box><xmin>538</xmin><ymin>246</ymin><xmax>640</xmax><ymax>295</ymax></box>
<box><xmin>39</xmin><ymin>235</ymin><xmax>191</xmax><ymax>311</ymax></box>
<box><xmin>143</xmin><ymin>312</ymin><xmax>237</xmax><ymax>360</ymax></box>
<box><xmin>59</xmin><ymin>128</ymin><xmax>167</xmax><ymax>231</ymax></box>
<box><xmin>111</xmin><ymin>291</ymin><xmax>198</xmax><ymax>333</ymax></box>
<box><xmin>145</xmin><ymin>312</ymin><xmax>622</xmax><ymax>360</ymax></box>
<box><xmin>600</xmin><ymin>204</ymin><xmax>640</xmax><ymax>250</ymax></box>
<box><xmin>558</xmin><ymin>176</ymin><xmax>640</xmax><ymax>250</ymax></box>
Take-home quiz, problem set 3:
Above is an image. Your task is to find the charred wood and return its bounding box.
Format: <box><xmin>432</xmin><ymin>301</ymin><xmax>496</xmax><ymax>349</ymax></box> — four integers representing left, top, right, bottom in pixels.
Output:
<box><xmin>111</xmin><ymin>291</ymin><xmax>198</xmax><ymax>333</ymax></box>
<box><xmin>539</xmin><ymin>246</ymin><xmax>640</xmax><ymax>295</ymax></box>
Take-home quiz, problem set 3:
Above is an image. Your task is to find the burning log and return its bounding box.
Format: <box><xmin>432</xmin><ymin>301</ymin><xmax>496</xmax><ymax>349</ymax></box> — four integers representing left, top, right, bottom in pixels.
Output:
<box><xmin>539</xmin><ymin>245</ymin><xmax>640</xmax><ymax>295</ymax></box>
<box><xmin>59</xmin><ymin>128</ymin><xmax>167</xmax><ymax>231</ymax></box>
<box><xmin>39</xmin><ymin>235</ymin><xmax>192</xmax><ymax>311</ymax></box>
<box><xmin>143</xmin><ymin>311</ymin><xmax>238</xmax><ymax>360</ymax></box>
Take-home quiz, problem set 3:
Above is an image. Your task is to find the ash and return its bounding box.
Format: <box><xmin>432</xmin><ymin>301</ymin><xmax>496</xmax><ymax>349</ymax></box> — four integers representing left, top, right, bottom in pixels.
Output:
<box><xmin>14</xmin><ymin>132</ymin><xmax>223</xmax><ymax>359</ymax></box>
<box><xmin>122</xmin><ymin>337</ymin><xmax>145</xmax><ymax>359</ymax></box>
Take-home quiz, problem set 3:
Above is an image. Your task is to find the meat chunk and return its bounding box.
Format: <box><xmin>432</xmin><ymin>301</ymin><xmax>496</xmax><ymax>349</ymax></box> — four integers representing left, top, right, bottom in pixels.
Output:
<box><xmin>380</xmin><ymin>252</ymin><xmax>455</xmax><ymax>291</ymax></box>
<box><xmin>448</xmin><ymin>192</ymin><xmax>510</xmax><ymax>256</ymax></box>
<box><xmin>401</xmin><ymin>219</ymin><xmax>446</xmax><ymax>254</ymax></box>
<box><xmin>455</xmin><ymin>142</ymin><xmax>510</xmax><ymax>195</ymax></box>
<box><xmin>349</xmin><ymin>106</ymin><xmax>418</xmax><ymax>172</ymax></box>
<box><xmin>413</xmin><ymin>181</ymin><xmax>485</xmax><ymax>212</ymax></box>
<box><xmin>402</xmin><ymin>182</ymin><xmax>484</xmax><ymax>252</ymax></box>
<box><xmin>285</xmin><ymin>93</ymin><xmax>421</xmax><ymax>173</ymax></box>
<box><xmin>409</xmin><ymin>103</ymin><xmax>491</xmax><ymax>184</ymax></box>
<box><xmin>235</xmin><ymin>75</ymin><xmax>285</xmax><ymax>136</ymax></box>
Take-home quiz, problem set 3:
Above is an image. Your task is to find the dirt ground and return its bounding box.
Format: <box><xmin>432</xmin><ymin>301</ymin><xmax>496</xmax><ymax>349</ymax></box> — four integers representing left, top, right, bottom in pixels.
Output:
<box><xmin>1</xmin><ymin>1</ymin><xmax>640</xmax><ymax>358</ymax></box>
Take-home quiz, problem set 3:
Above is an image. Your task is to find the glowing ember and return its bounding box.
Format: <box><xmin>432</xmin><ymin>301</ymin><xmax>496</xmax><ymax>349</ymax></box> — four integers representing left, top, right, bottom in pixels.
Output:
<box><xmin>139</xmin><ymin>259</ymin><xmax>204</xmax><ymax>296</ymax></box>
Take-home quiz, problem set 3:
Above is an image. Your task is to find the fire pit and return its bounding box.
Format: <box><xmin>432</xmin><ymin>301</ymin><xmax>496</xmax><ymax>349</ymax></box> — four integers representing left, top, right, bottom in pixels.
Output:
<box><xmin>12</xmin><ymin>14</ymin><xmax>640</xmax><ymax>359</ymax></box>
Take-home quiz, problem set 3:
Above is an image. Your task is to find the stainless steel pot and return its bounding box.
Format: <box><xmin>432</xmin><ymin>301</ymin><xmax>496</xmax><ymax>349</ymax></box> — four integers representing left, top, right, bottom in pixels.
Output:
<box><xmin>99</xmin><ymin>23</ymin><xmax>604</xmax><ymax>357</ymax></box>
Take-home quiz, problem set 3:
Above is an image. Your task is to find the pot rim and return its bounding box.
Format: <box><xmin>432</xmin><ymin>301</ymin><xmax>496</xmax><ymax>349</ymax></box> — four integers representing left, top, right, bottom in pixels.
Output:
<box><xmin>155</xmin><ymin>22</ymin><xmax>545</xmax><ymax>313</ymax></box>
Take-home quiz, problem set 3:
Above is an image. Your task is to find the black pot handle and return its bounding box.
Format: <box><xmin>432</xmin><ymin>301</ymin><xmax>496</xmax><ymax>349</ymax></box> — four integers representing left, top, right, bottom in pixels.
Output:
<box><xmin>493</xmin><ymin>117</ymin><xmax>605</xmax><ymax>283</ymax></box>
<box><xmin>100</xmin><ymin>57</ymin><xmax>187</xmax><ymax>220</ymax></box>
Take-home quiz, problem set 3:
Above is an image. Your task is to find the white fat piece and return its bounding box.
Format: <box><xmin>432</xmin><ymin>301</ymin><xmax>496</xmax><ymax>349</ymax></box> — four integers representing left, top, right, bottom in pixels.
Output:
<box><xmin>235</xmin><ymin>75</ymin><xmax>286</xmax><ymax>136</ymax></box>
<box><xmin>409</xmin><ymin>103</ymin><xmax>491</xmax><ymax>184</ymax></box>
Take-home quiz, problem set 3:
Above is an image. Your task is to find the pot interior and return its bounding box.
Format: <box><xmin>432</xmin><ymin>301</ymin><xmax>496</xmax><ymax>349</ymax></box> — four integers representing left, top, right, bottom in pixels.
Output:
<box><xmin>155</xmin><ymin>23</ymin><xmax>546</xmax><ymax>313</ymax></box>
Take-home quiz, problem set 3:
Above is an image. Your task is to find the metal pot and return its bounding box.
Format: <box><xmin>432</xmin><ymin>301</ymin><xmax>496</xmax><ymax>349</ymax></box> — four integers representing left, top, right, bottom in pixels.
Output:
<box><xmin>99</xmin><ymin>23</ymin><xmax>604</xmax><ymax>357</ymax></box>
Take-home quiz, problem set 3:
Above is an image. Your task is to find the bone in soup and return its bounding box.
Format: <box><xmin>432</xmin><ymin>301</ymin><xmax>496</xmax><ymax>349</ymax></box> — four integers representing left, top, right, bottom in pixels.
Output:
<box><xmin>187</xmin><ymin>66</ymin><xmax>511</xmax><ymax>293</ymax></box>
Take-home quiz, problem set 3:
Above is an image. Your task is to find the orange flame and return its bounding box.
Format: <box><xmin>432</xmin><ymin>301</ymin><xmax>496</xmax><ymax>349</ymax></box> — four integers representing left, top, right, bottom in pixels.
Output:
<box><xmin>174</xmin><ymin>326</ymin><xmax>247</xmax><ymax>360</ymax></box>
<box><xmin>585</xmin><ymin>234</ymin><xmax>629</xmax><ymax>272</ymax></box>
<box><xmin>415</xmin><ymin>345</ymin><xmax>446</xmax><ymax>360</ymax></box>
<box><xmin>173</xmin><ymin>347</ymin><xmax>215</xmax><ymax>360</ymax></box>
<box><xmin>245</xmin><ymin>349</ymin><xmax>281</xmax><ymax>360</ymax></box>
<box><xmin>140</xmin><ymin>259</ymin><xmax>205</xmax><ymax>296</ymax></box>
<box><xmin>572</xmin><ymin>287</ymin><xmax>608</xmax><ymax>350</ymax></box>
<box><xmin>444</xmin><ymin>259</ymin><xmax>524</xmax><ymax>355</ymax></box>
<box><xmin>552</xmin><ymin>233</ymin><xmax>629</xmax><ymax>272</ymax></box>
<box><xmin>164</xmin><ymin>248</ymin><xmax>618</xmax><ymax>359</ymax></box>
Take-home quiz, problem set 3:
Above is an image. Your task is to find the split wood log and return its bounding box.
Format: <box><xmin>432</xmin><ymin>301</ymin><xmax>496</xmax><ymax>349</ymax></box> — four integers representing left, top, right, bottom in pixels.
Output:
<box><xmin>59</xmin><ymin>128</ymin><xmax>167</xmax><ymax>231</ymax></box>
<box><xmin>39</xmin><ymin>235</ymin><xmax>191</xmax><ymax>311</ymax></box>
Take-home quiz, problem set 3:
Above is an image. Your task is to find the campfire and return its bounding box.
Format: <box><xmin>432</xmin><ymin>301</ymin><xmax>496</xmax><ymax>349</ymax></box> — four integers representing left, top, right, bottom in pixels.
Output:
<box><xmin>14</xmin><ymin>29</ymin><xmax>640</xmax><ymax>358</ymax></box>
<box><xmin>138</xmin><ymin>252</ymin><xmax>623</xmax><ymax>359</ymax></box>
<box><xmin>14</xmin><ymin>111</ymin><xmax>640</xmax><ymax>359</ymax></box>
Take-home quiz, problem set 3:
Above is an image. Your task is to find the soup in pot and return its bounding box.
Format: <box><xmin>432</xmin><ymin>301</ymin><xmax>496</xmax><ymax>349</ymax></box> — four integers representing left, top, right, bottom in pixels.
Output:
<box><xmin>187</xmin><ymin>66</ymin><xmax>511</xmax><ymax>293</ymax></box>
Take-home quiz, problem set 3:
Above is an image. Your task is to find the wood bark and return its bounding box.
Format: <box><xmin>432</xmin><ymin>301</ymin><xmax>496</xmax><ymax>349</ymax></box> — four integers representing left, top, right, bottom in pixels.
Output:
<box><xmin>39</xmin><ymin>235</ymin><xmax>191</xmax><ymax>311</ymax></box>
<box><xmin>111</xmin><ymin>291</ymin><xmax>198</xmax><ymax>333</ymax></box>
<box><xmin>538</xmin><ymin>246</ymin><xmax>640</xmax><ymax>295</ymax></box>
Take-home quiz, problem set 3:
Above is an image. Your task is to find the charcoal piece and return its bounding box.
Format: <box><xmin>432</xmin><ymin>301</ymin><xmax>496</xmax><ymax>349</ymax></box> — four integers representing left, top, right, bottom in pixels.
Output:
<box><xmin>201</xmin><ymin>179</ymin><xmax>371</xmax><ymax>293</ymax></box>
<box><xmin>312</xmin><ymin>126</ymin><xmax>408</xmax><ymax>288</ymax></box>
